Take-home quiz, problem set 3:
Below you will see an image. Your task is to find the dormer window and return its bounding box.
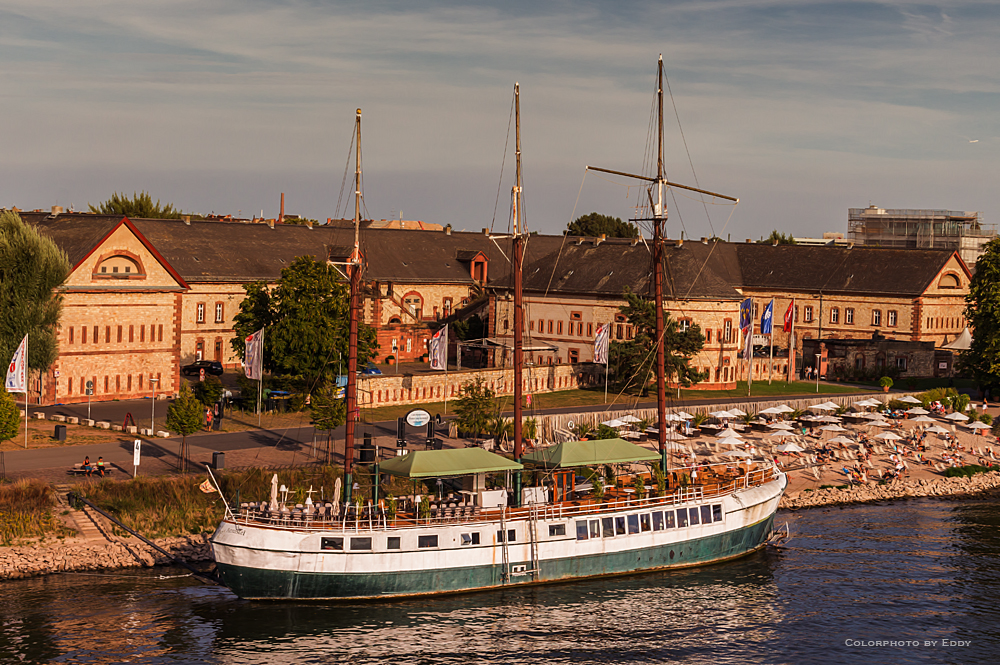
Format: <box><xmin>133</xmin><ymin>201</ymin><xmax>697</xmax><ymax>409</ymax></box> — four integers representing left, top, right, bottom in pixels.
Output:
<box><xmin>93</xmin><ymin>253</ymin><xmax>144</xmax><ymax>280</ymax></box>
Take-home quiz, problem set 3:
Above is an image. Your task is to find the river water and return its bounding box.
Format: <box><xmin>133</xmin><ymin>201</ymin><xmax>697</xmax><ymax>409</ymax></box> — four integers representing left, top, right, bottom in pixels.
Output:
<box><xmin>1</xmin><ymin>498</ymin><xmax>997</xmax><ymax>664</ymax></box>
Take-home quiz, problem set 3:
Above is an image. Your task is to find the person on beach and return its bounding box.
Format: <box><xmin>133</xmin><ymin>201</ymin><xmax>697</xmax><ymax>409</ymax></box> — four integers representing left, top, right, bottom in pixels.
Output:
<box><xmin>95</xmin><ymin>457</ymin><xmax>106</xmax><ymax>478</ymax></box>
<box><xmin>82</xmin><ymin>456</ymin><xmax>92</xmax><ymax>476</ymax></box>
<box><xmin>205</xmin><ymin>408</ymin><xmax>213</xmax><ymax>431</ymax></box>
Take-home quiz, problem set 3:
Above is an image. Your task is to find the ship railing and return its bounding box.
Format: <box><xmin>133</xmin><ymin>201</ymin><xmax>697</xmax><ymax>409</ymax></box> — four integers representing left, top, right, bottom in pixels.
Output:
<box><xmin>231</xmin><ymin>463</ymin><xmax>779</xmax><ymax>531</ymax></box>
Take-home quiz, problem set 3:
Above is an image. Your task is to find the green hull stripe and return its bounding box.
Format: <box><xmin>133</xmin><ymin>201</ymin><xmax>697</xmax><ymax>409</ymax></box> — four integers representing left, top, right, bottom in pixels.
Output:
<box><xmin>217</xmin><ymin>515</ymin><xmax>775</xmax><ymax>600</ymax></box>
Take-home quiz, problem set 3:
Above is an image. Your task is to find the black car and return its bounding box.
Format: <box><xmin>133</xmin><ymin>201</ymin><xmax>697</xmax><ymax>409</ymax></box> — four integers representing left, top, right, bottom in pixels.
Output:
<box><xmin>181</xmin><ymin>360</ymin><xmax>224</xmax><ymax>377</ymax></box>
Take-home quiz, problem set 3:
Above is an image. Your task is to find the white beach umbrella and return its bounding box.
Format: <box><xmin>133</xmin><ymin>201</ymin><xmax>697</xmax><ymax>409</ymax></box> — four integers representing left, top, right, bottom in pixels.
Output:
<box><xmin>620</xmin><ymin>414</ymin><xmax>642</xmax><ymax>423</ymax></box>
<box><xmin>816</xmin><ymin>415</ymin><xmax>842</xmax><ymax>423</ymax></box>
<box><xmin>807</xmin><ymin>403</ymin><xmax>835</xmax><ymax>411</ymax></box>
<box><xmin>717</xmin><ymin>427</ymin><xmax>743</xmax><ymax>438</ymax></box>
<box><xmin>769</xmin><ymin>422</ymin><xmax>795</xmax><ymax>430</ymax></box>
<box><xmin>759</xmin><ymin>406</ymin><xmax>783</xmax><ymax>415</ymax></box>
<box><xmin>729</xmin><ymin>408</ymin><xmax>748</xmax><ymax>416</ymax></box>
<box><xmin>905</xmin><ymin>407</ymin><xmax>929</xmax><ymax>415</ymax></box>
<box><xmin>776</xmin><ymin>442</ymin><xmax>805</xmax><ymax>453</ymax></box>
<box><xmin>820</xmin><ymin>401</ymin><xmax>841</xmax><ymax>409</ymax></box>
<box><xmin>945</xmin><ymin>412</ymin><xmax>970</xmax><ymax>421</ymax></box>
<box><xmin>776</xmin><ymin>405</ymin><xmax>795</xmax><ymax>413</ymax></box>
<box><xmin>717</xmin><ymin>436</ymin><xmax>746</xmax><ymax>447</ymax></box>
<box><xmin>968</xmin><ymin>422</ymin><xmax>991</xmax><ymax>430</ymax></box>
<box><xmin>876</xmin><ymin>431</ymin><xmax>904</xmax><ymax>441</ymax></box>
<box><xmin>766</xmin><ymin>430</ymin><xmax>793</xmax><ymax>438</ymax></box>
<box><xmin>665</xmin><ymin>413</ymin><xmax>684</xmax><ymax>422</ymax></box>
<box><xmin>867</xmin><ymin>420</ymin><xmax>892</xmax><ymax>428</ymax></box>
<box><xmin>925</xmin><ymin>425</ymin><xmax>950</xmax><ymax>434</ymax></box>
<box><xmin>898</xmin><ymin>395</ymin><xmax>923</xmax><ymax>404</ymax></box>
<box><xmin>722</xmin><ymin>449</ymin><xmax>753</xmax><ymax>458</ymax></box>
<box><xmin>673</xmin><ymin>411</ymin><xmax>693</xmax><ymax>420</ymax></box>
<box><xmin>910</xmin><ymin>415</ymin><xmax>935</xmax><ymax>423</ymax></box>
<box><xmin>711</xmin><ymin>410</ymin><xmax>735</xmax><ymax>418</ymax></box>
<box><xmin>820</xmin><ymin>424</ymin><xmax>848</xmax><ymax>432</ymax></box>
<box><xmin>601</xmin><ymin>418</ymin><xmax>627</xmax><ymax>427</ymax></box>
<box><xmin>828</xmin><ymin>435</ymin><xmax>855</xmax><ymax>445</ymax></box>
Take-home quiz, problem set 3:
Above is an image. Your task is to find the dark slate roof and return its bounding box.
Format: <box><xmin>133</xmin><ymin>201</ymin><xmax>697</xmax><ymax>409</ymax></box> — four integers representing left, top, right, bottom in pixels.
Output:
<box><xmin>734</xmin><ymin>244</ymin><xmax>959</xmax><ymax>296</ymax></box>
<box><xmin>502</xmin><ymin>236</ymin><xmax>743</xmax><ymax>301</ymax></box>
<box><xmin>22</xmin><ymin>212</ymin><xmax>123</xmax><ymax>267</ymax></box>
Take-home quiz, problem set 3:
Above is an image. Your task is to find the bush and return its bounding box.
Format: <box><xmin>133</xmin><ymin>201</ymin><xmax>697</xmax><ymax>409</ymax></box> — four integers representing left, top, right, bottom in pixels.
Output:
<box><xmin>944</xmin><ymin>465</ymin><xmax>991</xmax><ymax>479</ymax></box>
<box><xmin>193</xmin><ymin>376</ymin><xmax>224</xmax><ymax>407</ymax></box>
<box><xmin>879</xmin><ymin>376</ymin><xmax>894</xmax><ymax>389</ymax></box>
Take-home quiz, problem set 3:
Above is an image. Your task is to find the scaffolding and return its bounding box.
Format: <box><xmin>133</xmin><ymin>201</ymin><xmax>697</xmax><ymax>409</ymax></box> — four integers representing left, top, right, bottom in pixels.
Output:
<box><xmin>847</xmin><ymin>206</ymin><xmax>995</xmax><ymax>266</ymax></box>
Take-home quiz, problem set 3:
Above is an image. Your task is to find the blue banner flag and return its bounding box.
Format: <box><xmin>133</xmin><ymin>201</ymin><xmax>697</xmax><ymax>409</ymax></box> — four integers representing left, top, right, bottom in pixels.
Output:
<box><xmin>761</xmin><ymin>299</ymin><xmax>774</xmax><ymax>335</ymax></box>
<box><xmin>739</xmin><ymin>298</ymin><xmax>752</xmax><ymax>332</ymax></box>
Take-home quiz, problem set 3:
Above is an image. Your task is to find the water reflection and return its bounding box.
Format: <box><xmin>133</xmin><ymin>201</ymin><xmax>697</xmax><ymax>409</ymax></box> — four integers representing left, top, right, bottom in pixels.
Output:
<box><xmin>2</xmin><ymin>500</ymin><xmax>1000</xmax><ymax>664</ymax></box>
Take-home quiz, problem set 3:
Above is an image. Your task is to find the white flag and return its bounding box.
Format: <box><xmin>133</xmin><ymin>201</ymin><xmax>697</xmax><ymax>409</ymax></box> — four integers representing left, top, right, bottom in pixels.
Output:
<box><xmin>243</xmin><ymin>329</ymin><xmax>264</xmax><ymax>380</ymax></box>
<box><xmin>594</xmin><ymin>323</ymin><xmax>610</xmax><ymax>365</ymax></box>
<box><xmin>429</xmin><ymin>325</ymin><xmax>447</xmax><ymax>370</ymax></box>
<box><xmin>5</xmin><ymin>335</ymin><xmax>27</xmax><ymax>393</ymax></box>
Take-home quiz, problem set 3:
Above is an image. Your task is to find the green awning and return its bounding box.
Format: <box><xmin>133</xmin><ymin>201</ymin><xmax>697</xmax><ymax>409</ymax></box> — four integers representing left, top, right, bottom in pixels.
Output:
<box><xmin>521</xmin><ymin>438</ymin><xmax>661</xmax><ymax>469</ymax></box>
<box><xmin>378</xmin><ymin>448</ymin><xmax>523</xmax><ymax>478</ymax></box>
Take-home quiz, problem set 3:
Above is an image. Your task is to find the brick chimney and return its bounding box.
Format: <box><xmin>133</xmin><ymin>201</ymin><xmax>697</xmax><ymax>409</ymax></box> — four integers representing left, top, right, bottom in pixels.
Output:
<box><xmin>279</xmin><ymin>193</ymin><xmax>285</xmax><ymax>224</ymax></box>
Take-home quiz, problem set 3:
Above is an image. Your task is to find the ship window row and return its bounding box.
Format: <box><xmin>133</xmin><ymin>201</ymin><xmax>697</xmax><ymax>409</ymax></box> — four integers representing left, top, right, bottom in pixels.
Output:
<box><xmin>320</xmin><ymin>534</ymin><xmax>439</xmax><ymax>551</ymax></box>
<box><xmin>575</xmin><ymin>505</ymin><xmax>723</xmax><ymax>541</ymax></box>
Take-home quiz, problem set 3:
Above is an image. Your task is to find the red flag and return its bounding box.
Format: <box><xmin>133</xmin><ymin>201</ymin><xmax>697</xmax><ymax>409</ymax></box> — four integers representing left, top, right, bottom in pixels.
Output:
<box><xmin>783</xmin><ymin>301</ymin><xmax>794</xmax><ymax>332</ymax></box>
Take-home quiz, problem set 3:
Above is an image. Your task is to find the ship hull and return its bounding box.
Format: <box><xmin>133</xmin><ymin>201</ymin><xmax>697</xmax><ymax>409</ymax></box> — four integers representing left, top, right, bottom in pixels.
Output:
<box><xmin>211</xmin><ymin>473</ymin><xmax>785</xmax><ymax>601</ymax></box>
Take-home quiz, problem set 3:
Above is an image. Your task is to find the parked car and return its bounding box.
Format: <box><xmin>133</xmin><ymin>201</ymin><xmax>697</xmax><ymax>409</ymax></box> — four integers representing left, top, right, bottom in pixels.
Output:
<box><xmin>359</xmin><ymin>366</ymin><xmax>383</xmax><ymax>376</ymax></box>
<box><xmin>181</xmin><ymin>360</ymin><xmax>224</xmax><ymax>377</ymax></box>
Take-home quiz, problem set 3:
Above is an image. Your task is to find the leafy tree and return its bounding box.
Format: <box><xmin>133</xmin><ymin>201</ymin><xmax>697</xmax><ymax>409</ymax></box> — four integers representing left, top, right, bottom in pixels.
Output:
<box><xmin>566</xmin><ymin>212</ymin><xmax>638</xmax><ymax>238</ymax></box>
<box><xmin>960</xmin><ymin>238</ymin><xmax>1000</xmax><ymax>395</ymax></box>
<box><xmin>231</xmin><ymin>256</ymin><xmax>378</xmax><ymax>387</ymax></box>
<box><xmin>0</xmin><ymin>388</ymin><xmax>20</xmax><ymax>444</ymax></box>
<box><xmin>454</xmin><ymin>376</ymin><xmax>497</xmax><ymax>443</ymax></box>
<box><xmin>758</xmin><ymin>230</ymin><xmax>797</xmax><ymax>245</ymax></box>
<box><xmin>310</xmin><ymin>380</ymin><xmax>346</xmax><ymax>463</ymax></box>
<box><xmin>88</xmin><ymin>191</ymin><xmax>182</xmax><ymax>219</ymax></box>
<box><xmin>166</xmin><ymin>384</ymin><xmax>204</xmax><ymax>473</ymax></box>
<box><xmin>452</xmin><ymin>314</ymin><xmax>485</xmax><ymax>341</ymax></box>
<box><xmin>609</xmin><ymin>287</ymin><xmax>708</xmax><ymax>395</ymax></box>
<box><xmin>0</xmin><ymin>211</ymin><xmax>71</xmax><ymax>379</ymax></box>
<box><xmin>280</xmin><ymin>215</ymin><xmax>319</xmax><ymax>226</ymax></box>
<box><xmin>193</xmin><ymin>376</ymin><xmax>224</xmax><ymax>407</ymax></box>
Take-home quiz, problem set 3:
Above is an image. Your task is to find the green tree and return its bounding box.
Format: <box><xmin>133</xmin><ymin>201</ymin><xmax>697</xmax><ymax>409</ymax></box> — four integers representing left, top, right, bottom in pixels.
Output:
<box><xmin>566</xmin><ymin>213</ymin><xmax>638</xmax><ymax>238</ymax></box>
<box><xmin>960</xmin><ymin>238</ymin><xmax>1000</xmax><ymax>394</ymax></box>
<box><xmin>193</xmin><ymin>376</ymin><xmax>224</xmax><ymax>407</ymax></box>
<box><xmin>231</xmin><ymin>256</ymin><xmax>378</xmax><ymax>387</ymax></box>
<box><xmin>310</xmin><ymin>380</ymin><xmax>346</xmax><ymax>463</ymax></box>
<box><xmin>452</xmin><ymin>314</ymin><xmax>485</xmax><ymax>341</ymax></box>
<box><xmin>454</xmin><ymin>376</ymin><xmax>498</xmax><ymax>443</ymax></box>
<box><xmin>758</xmin><ymin>230</ymin><xmax>797</xmax><ymax>245</ymax></box>
<box><xmin>0</xmin><ymin>211</ymin><xmax>71</xmax><ymax>381</ymax></box>
<box><xmin>0</xmin><ymin>388</ymin><xmax>20</xmax><ymax>444</ymax></box>
<box><xmin>609</xmin><ymin>287</ymin><xmax>707</xmax><ymax>395</ymax></box>
<box><xmin>166</xmin><ymin>385</ymin><xmax>204</xmax><ymax>473</ymax></box>
<box><xmin>88</xmin><ymin>191</ymin><xmax>182</xmax><ymax>219</ymax></box>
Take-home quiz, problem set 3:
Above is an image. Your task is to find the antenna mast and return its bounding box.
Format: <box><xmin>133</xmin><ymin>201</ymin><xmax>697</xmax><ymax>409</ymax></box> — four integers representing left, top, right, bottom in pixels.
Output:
<box><xmin>344</xmin><ymin>108</ymin><xmax>362</xmax><ymax>503</ymax></box>
<box><xmin>512</xmin><ymin>83</ymin><xmax>525</xmax><ymax>505</ymax></box>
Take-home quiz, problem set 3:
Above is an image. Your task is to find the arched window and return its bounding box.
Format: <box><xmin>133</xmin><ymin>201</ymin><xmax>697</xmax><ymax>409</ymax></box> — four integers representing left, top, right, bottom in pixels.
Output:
<box><xmin>938</xmin><ymin>273</ymin><xmax>960</xmax><ymax>289</ymax></box>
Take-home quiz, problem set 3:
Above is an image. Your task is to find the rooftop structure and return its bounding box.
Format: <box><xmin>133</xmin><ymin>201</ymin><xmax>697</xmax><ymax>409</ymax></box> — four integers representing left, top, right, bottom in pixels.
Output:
<box><xmin>848</xmin><ymin>205</ymin><xmax>996</xmax><ymax>267</ymax></box>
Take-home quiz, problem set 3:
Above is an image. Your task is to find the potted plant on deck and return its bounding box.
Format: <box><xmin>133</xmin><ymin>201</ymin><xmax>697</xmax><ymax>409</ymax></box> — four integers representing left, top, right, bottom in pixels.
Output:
<box><xmin>879</xmin><ymin>376</ymin><xmax>893</xmax><ymax>393</ymax></box>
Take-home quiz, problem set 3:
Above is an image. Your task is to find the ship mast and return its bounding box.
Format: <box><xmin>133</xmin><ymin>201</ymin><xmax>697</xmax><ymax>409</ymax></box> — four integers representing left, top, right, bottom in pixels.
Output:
<box><xmin>512</xmin><ymin>83</ymin><xmax>525</xmax><ymax>505</ymax></box>
<box><xmin>587</xmin><ymin>56</ymin><xmax>737</xmax><ymax>472</ymax></box>
<box><xmin>344</xmin><ymin>108</ymin><xmax>362</xmax><ymax>503</ymax></box>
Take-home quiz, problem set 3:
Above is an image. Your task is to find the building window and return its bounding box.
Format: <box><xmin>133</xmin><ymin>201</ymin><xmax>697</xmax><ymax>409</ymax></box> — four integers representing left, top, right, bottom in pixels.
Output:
<box><xmin>196</xmin><ymin>303</ymin><xmax>205</xmax><ymax>323</ymax></box>
<box><xmin>570</xmin><ymin>311</ymin><xmax>582</xmax><ymax>321</ymax></box>
<box><xmin>679</xmin><ymin>319</ymin><xmax>690</xmax><ymax>332</ymax></box>
<box><xmin>804</xmin><ymin>306</ymin><xmax>813</xmax><ymax>323</ymax></box>
<box><xmin>104</xmin><ymin>376</ymin><xmax>109</xmax><ymax>393</ymax></box>
<box><xmin>706</xmin><ymin>329</ymin><xmax>712</xmax><ymax>343</ymax></box>
<box><xmin>830</xmin><ymin>308</ymin><xmax>839</xmax><ymax>324</ymax></box>
<box><xmin>69</xmin><ymin>327</ymin><xmax>74</xmax><ymax>344</ymax></box>
<box><xmin>794</xmin><ymin>306</ymin><xmax>799</xmax><ymax>322</ymax></box>
<box><xmin>117</xmin><ymin>326</ymin><xmax>122</xmax><ymax>343</ymax></box>
<box><xmin>105</xmin><ymin>326</ymin><xmax>111</xmax><ymax>343</ymax></box>
<box><xmin>896</xmin><ymin>357</ymin><xmax>907</xmax><ymax>371</ymax></box>
<box><xmin>587</xmin><ymin>323</ymin><xmax>593</xmax><ymax>337</ymax></box>
<box><xmin>872</xmin><ymin>310</ymin><xmax>881</xmax><ymax>326</ymax></box>
<box><xmin>158</xmin><ymin>324</ymin><xmax>163</xmax><ymax>342</ymax></box>
<box><xmin>82</xmin><ymin>326</ymin><xmax>87</xmax><ymax>344</ymax></box>
<box><xmin>93</xmin><ymin>326</ymin><xmax>98</xmax><ymax>344</ymax></box>
<box><xmin>129</xmin><ymin>325</ymin><xmax>134</xmax><ymax>343</ymax></box>
<box><xmin>215</xmin><ymin>303</ymin><xmax>224</xmax><ymax>323</ymax></box>
<box><xmin>547</xmin><ymin>320</ymin><xmax>553</xmax><ymax>334</ymax></box>
<box><xmin>568</xmin><ymin>348</ymin><xmax>579</xmax><ymax>363</ymax></box>
<box><xmin>724</xmin><ymin>320</ymin><xmax>732</xmax><ymax>343</ymax></box>
<box><xmin>529</xmin><ymin>320</ymin><xmax>534</xmax><ymax>331</ymax></box>
<box><xmin>888</xmin><ymin>310</ymin><xmax>897</xmax><ymax>327</ymax></box>
<box><xmin>845</xmin><ymin>308</ymin><xmax>854</xmax><ymax>324</ymax></box>
<box><xmin>752</xmin><ymin>302</ymin><xmax>759</xmax><ymax>319</ymax></box>
<box><xmin>140</xmin><ymin>325</ymin><xmax>145</xmax><ymax>343</ymax></box>
<box><xmin>196</xmin><ymin>341</ymin><xmax>204</xmax><ymax>361</ymax></box>
<box><xmin>538</xmin><ymin>319</ymin><xmax>544</xmax><ymax>332</ymax></box>
<box><xmin>443</xmin><ymin>297</ymin><xmax>452</xmax><ymax>316</ymax></box>
<box><xmin>616</xmin><ymin>324</ymin><xmax>623</xmax><ymax>340</ymax></box>
<box><xmin>557</xmin><ymin>321</ymin><xmax>563</xmax><ymax>335</ymax></box>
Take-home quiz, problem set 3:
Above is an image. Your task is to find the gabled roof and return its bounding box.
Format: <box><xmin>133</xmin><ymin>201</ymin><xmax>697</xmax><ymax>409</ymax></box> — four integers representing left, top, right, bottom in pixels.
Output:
<box><xmin>735</xmin><ymin>244</ymin><xmax>962</xmax><ymax>296</ymax></box>
<box><xmin>521</xmin><ymin>438</ymin><xmax>661</xmax><ymax>468</ymax></box>
<box><xmin>378</xmin><ymin>448</ymin><xmax>523</xmax><ymax>477</ymax></box>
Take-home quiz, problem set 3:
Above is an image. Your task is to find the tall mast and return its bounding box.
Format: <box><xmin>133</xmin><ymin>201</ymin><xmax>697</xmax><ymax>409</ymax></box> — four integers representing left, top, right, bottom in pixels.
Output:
<box><xmin>512</xmin><ymin>83</ymin><xmax>525</xmax><ymax>505</ymax></box>
<box><xmin>653</xmin><ymin>56</ymin><xmax>668</xmax><ymax>471</ymax></box>
<box><xmin>344</xmin><ymin>108</ymin><xmax>362</xmax><ymax>503</ymax></box>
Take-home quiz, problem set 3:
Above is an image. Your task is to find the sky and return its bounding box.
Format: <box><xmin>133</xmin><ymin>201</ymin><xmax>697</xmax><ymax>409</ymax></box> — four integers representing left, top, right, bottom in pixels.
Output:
<box><xmin>2</xmin><ymin>0</ymin><xmax>998</xmax><ymax>240</ymax></box>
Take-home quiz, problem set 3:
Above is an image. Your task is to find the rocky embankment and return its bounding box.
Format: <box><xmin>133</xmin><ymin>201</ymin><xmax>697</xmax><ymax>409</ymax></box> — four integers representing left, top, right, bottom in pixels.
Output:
<box><xmin>0</xmin><ymin>535</ymin><xmax>212</xmax><ymax>581</ymax></box>
<box><xmin>781</xmin><ymin>470</ymin><xmax>1000</xmax><ymax>510</ymax></box>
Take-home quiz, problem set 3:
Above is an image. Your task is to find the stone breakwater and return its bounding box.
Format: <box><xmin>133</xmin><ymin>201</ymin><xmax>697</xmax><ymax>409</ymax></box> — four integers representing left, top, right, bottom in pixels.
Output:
<box><xmin>780</xmin><ymin>470</ymin><xmax>1000</xmax><ymax>510</ymax></box>
<box><xmin>0</xmin><ymin>535</ymin><xmax>212</xmax><ymax>581</ymax></box>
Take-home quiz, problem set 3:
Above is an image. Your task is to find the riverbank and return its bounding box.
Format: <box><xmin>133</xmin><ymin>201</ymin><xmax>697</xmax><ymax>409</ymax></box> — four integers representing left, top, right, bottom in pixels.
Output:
<box><xmin>780</xmin><ymin>469</ymin><xmax>1000</xmax><ymax>510</ymax></box>
<box><xmin>0</xmin><ymin>534</ymin><xmax>212</xmax><ymax>580</ymax></box>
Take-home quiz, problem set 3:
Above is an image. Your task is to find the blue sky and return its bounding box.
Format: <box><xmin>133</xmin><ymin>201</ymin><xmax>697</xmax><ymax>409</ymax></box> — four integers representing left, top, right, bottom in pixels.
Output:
<box><xmin>1</xmin><ymin>0</ymin><xmax>997</xmax><ymax>239</ymax></box>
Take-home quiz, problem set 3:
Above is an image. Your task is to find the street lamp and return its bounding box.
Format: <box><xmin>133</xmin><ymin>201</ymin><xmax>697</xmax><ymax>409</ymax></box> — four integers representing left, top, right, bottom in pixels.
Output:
<box><xmin>815</xmin><ymin>354</ymin><xmax>821</xmax><ymax>393</ymax></box>
<box><xmin>149</xmin><ymin>378</ymin><xmax>159</xmax><ymax>434</ymax></box>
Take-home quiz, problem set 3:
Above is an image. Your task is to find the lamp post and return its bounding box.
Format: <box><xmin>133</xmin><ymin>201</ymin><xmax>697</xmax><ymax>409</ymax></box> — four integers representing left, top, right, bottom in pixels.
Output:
<box><xmin>149</xmin><ymin>378</ymin><xmax>159</xmax><ymax>434</ymax></box>
<box><xmin>814</xmin><ymin>354</ymin><xmax>821</xmax><ymax>393</ymax></box>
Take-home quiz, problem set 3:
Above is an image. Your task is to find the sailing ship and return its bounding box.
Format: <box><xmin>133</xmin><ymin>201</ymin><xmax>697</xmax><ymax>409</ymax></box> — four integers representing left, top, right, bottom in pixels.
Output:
<box><xmin>210</xmin><ymin>62</ymin><xmax>786</xmax><ymax>601</ymax></box>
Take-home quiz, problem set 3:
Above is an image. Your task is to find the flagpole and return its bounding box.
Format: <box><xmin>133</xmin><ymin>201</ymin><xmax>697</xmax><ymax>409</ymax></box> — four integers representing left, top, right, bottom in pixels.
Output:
<box><xmin>443</xmin><ymin>324</ymin><xmax>449</xmax><ymax>416</ymax></box>
<box><xmin>788</xmin><ymin>299</ymin><xmax>796</xmax><ymax>384</ymax></box>
<box><xmin>257</xmin><ymin>327</ymin><xmax>263</xmax><ymax>428</ymax></box>
<box><xmin>24</xmin><ymin>334</ymin><xmax>28</xmax><ymax>449</ymax></box>
<box><xmin>768</xmin><ymin>299</ymin><xmax>774</xmax><ymax>385</ymax></box>
<box><xmin>747</xmin><ymin>318</ymin><xmax>754</xmax><ymax>398</ymax></box>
